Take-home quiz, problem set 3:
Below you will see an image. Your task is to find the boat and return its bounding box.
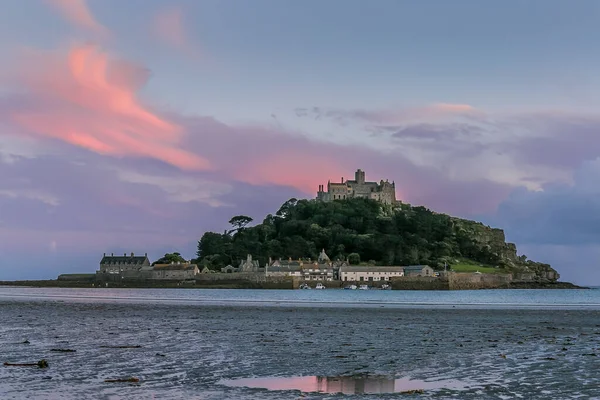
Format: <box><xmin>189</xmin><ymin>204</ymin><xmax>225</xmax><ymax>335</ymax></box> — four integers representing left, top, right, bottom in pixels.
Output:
<box><xmin>299</xmin><ymin>283</ymin><xmax>311</xmax><ymax>289</ymax></box>
<box><xmin>343</xmin><ymin>284</ymin><xmax>357</xmax><ymax>290</ymax></box>
<box><xmin>380</xmin><ymin>283</ymin><xmax>391</xmax><ymax>290</ymax></box>
<box><xmin>315</xmin><ymin>283</ymin><xmax>326</xmax><ymax>289</ymax></box>
<box><xmin>358</xmin><ymin>284</ymin><xmax>370</xmax><ymax>290</ymax></box>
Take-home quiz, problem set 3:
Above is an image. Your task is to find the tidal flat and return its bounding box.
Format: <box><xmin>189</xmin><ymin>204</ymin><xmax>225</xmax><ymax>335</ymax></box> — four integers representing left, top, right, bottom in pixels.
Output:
<box><xmin>1</xmin><ymin>301</ymin><xmax>600</xmax><ymax>399</ymax></box>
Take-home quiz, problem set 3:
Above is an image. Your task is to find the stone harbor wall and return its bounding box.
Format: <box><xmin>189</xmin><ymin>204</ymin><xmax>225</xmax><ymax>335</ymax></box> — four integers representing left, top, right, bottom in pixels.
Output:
<box><xmin>390</xmin><ymin>276</ymin><xmax>450</xmax><ymax>290</ymax></box>
<box><xmin>448</xmin><ymin>272</ymin><xmax>512</xmax><ymax>290</ymax></box>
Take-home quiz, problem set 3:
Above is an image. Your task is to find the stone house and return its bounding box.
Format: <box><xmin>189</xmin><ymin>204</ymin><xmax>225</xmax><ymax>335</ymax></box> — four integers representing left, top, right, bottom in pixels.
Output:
<box><xmin>151</xmin><ymin>263</ymin><xmax>199</xmax><ymax>280</ymax></box>
<box><xmin>98</xmin><ymin>252</ymin><xmax>150</xmax><ymax>274</ymax></box>
<box><xmin>265</xmin><ymin>265</ymin><xmax>302</xmax><ymax>277</ymax></box>
<box><xmin>339</xmin><ymin>266</ymin><xmax>405</xmax><ymax>282</ymax></box>
<box><xmin>221</xmin><ymin>264</ymin><xmax>238</xmax><ymax>273</ymax></box>
<box><xmin>221</xmin><ymin>254</ymin><xmax>264</xmax><ymax>273</ymax></box>
<box><xmin>268</xmin><ymin>250</ymin><xmax>341</xmax><ymax>281</ymax></box>
<box><xmin>403</xmin><ymin>265</ymin><xmax>435</xmax><ymax>277</ymax></box>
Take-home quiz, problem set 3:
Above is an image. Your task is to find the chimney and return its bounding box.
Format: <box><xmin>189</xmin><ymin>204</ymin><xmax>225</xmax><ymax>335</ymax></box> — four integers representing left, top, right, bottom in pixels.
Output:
<box><xmin>111</xmin><ymin>253</ymin><xmax>113</xmax><ymax>256</ymax></box>
<box><xmin>145</xmin><ymin>252</ymin><xmax>147</xmax><ymax>257</ymax></box>
<box><xmin>124</xmin><ymin>253</ymin><xmax>126</xmax><ymax>257</ymax></box>
<box><xmin>341</xmin><ymin>177</ymin><xmax>344</xmax><ymax>183</ymax></box>
<box><xmin>103</xmin><ymin>252</ymin><xmax>106</xmax><ymax>257</ymax></box>
<box><xmin>131</xmin><ymin>252</ymin><xmax>134</xmax><ymax>257</ymax></box>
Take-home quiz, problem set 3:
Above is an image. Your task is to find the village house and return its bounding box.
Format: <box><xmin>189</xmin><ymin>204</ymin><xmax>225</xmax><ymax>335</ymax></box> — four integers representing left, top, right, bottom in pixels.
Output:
<box><xmin>97</xmin><ymin>253</ymin><xmax>201</xmax><ymax>281</ymax></box>
<box><xmin>339</xmin><ymin>266</ymin><xmax>405</xmax><ymax>282</ymax></box>
<box><xmin>98</xmin><ymin>252</ymin><xmax>150</xmax><ymax>274</ymax></box>
<box><xmin>267</xmin><ymin>249</ymin><xmax>345</xmax><ymax>281</ymax></box>
<box><xmin>403</xmin><ymin>265</ymin><xmax>435</xmax><ymax>277</ymax></box>
<box><xmin>265</xmin><ymin>265</ymin><xmax>302</xmax><ymax>278</ymax></box>
<box><xmin>221</xmin><ymin>254</ymin><xmax>263</xmax><ymax>273</ymax></box>
<box><xmin>151</xmin><ymin>262</ymin><xmax>200</xmax><ymax>280</ymax></box>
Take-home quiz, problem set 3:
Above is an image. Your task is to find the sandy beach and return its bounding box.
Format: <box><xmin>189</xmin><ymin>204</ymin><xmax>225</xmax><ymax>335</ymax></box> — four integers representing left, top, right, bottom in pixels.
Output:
<box><xmin>1</xmin><ymin>300</ymin><xmax>599</xmax><ymax>399</ymax></box>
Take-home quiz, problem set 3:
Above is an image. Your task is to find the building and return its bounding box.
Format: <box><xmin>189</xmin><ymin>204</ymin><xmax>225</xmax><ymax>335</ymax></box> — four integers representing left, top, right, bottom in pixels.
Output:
<box><xmin>268</xmin><ymin>250</ymin><xmax>343</xmax><ymax>281</ymax></box>
<box><xmin>339</xmin><ymin>266</ymin><xmax>405</xmax><ymax>282</ymax></box>
<box><xmin>265</xmin><ymin>265</ymin><xmax>302</xmax><ymax>278</ymax></box>
<box><xmin>98</xmin><ymin>252</ymin><xmax>150</xmax><ymax>274</ymax></box>
<box><xmin>151</xmin><ymin>263</ymin><xmax>199</xmax><ymax>280</ymax></box>
<box><xmin>316</xmin><ymin>169</ymin><xmax>397</xmax><ymax>205</ymax></box>
<box><xmin>403</xmin><ymin>265</ymin><xmax>435</xmax><ymax>277</ymax></box>
<box><xmin>221</xmin><ymin>254</ymin><xmax>263</xmax><ymax>273</ymax></box>
<box><xmin>302</xmin><ymin>264</ymin><xmax>335</xmax><ymax>281</ymax></box>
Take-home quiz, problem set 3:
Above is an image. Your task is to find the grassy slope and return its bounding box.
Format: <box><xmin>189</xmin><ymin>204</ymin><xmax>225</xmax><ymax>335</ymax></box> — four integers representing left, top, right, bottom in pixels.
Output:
<box><xmin>451</xmin><ymin>259</ymin><xmax>507</xmax><ymax>274</ymax></box>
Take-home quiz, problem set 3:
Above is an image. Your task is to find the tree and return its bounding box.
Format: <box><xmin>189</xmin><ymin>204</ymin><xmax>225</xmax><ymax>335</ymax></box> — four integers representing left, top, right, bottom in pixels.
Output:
<box><xmin>228</xmin><ymin>215</ymin><xmax>253</xmax><ymax>234</ymax></box>
<box><xmin>152</xmin><ymin>252</ymin><xmax>187</xmax><ymax>266</ymax></box>
<box><xmin>347</xmin><ymin>253</ymin><xmax>361</xmax><ymax>265</ymax></box>
<box><xmin>192</xmin><ymin>197</ymin><xmax>524</xmax><ymax>272</ymax></box>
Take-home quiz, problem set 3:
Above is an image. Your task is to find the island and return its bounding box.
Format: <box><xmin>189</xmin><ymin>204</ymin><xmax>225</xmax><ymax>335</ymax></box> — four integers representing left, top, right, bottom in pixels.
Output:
<box><xmin>2</xmin><ymin>169</ymin><xmax>582</xmax><ymax>289</ymax></box>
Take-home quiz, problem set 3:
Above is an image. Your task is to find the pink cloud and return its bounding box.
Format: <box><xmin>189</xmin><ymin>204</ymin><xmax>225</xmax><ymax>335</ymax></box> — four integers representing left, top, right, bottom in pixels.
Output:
<box><xmin>6</xmin><ymin>44</ymin><xmax>210</xmax><ymax>171</ymax></box>
<box><xmin>45</xmin><ymin>0</ymin><xmax>109</xmax><ymax>37</ymax></box>
<box><xmin>153</xmin><ymin>7</ymin><xmax>202</xmax><ymax>59</ymax></box>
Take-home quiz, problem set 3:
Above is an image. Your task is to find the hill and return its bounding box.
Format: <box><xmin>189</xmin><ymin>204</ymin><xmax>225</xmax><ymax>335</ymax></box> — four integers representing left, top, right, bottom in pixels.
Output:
<box><xmin>194</xmin><ymin>198</ymin><xmax>560</xmax><ymax>281</ymax></box>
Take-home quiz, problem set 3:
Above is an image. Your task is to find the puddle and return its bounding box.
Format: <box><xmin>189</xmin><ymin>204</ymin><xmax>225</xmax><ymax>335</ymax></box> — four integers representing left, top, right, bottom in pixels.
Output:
<box><xmin>221</xmin><ymin>375</ymin><xmax>468</xmax><ymax>394</ymax></box>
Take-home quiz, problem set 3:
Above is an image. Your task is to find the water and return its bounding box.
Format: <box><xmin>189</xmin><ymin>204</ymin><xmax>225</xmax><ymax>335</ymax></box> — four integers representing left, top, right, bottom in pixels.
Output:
<box><xmin>1</xmin><ymin>287</ymin><xmax>599</xmax><ymax>399</ymax></box>
<box><xmin>221</xmin><ymin>375</ymin><xmax>469</xmax><ymax>394</ymax></box>
<box><xmin>0</xmin><ymin>286</ymin><xmax>599</xmax><ymax>309</ymax></box>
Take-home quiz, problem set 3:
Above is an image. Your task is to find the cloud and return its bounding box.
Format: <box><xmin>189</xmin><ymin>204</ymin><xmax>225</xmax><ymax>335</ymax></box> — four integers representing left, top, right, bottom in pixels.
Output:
<box><xmin>492</xmin><ymin>158</ymin><xmax>600</xmax><ymax>246</ymax></box>
<box><xmin>45</xmin><ymin>0</ymin><xmax>109</xmax><ymax>37</ymax></box>
<box><xmin>153</xmin><ymin>7</ymin><xmax>202</xmax><ymax>59</ymax></box>
<box><xmin>0</xmin><ymin>189</ymin><xmax>60</xmax><ymax>206</ymax></box>
<box><xmin>116</xmin><ymin>169</ymin><xmax>233</xmax><ymax>207</ymax></box>
<box><xmin>294</xmin><ymin>103</ymin><xmax>481</xmax><ymax>126</ymax></box>
<box><xmin>3</xmin><ymin>44</ymin><xmax>210</xmax><ymax>171</ymax></box>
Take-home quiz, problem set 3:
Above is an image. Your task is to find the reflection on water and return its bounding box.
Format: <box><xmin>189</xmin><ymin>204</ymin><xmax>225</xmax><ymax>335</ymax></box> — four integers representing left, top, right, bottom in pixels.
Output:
<box><xmin>221</xmin><ymin>375</ymin><xmax>468</xmax><ymax>394</ymax></box>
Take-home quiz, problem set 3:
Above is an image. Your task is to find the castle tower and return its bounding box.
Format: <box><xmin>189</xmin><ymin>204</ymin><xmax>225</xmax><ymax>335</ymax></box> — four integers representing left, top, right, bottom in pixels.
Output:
<box><xmin>355</xmin><ymin>169</ymin><xmax>365</xmax><ymax>185</ymax></box>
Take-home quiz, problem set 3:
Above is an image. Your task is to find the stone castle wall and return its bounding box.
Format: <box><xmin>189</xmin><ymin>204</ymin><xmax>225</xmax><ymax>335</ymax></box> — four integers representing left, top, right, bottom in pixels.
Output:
<box><xmin>448</xmin><ymin>272</ymin><xmax>512</xmax><ymax>290</ymax></box>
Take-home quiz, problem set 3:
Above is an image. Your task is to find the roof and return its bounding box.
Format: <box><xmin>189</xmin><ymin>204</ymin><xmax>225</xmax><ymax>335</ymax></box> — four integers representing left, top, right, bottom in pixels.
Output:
<box><xmin>404</xmin><ymin>265</ymin><xmax>431</xmax><ymax>271</ymax></box>
<box><xmin>101</xmin><ymin>255</ymin><xmax>148</xmax><ymax>265</ymax></box>
<box><xmin>340</xmin><ymin>266</ymin><xmax>405</xmax><ymax>273</ymax></box>
<box><xmin>267</xmin><ymin>266</ymin><xmax>301</xmax><ymax>272</ymax></box>
<box><xmin>153</xmin><ymin>263</ymin><xmax>198</xmax><ymax>271</ymax></box>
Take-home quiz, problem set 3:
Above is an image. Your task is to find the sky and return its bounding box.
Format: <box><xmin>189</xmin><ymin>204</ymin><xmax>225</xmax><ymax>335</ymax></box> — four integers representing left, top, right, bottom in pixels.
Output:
<box><xmin>1</xmin><ymin>0</ymin><xmax>600</xmax><ymax>285</ymax></box>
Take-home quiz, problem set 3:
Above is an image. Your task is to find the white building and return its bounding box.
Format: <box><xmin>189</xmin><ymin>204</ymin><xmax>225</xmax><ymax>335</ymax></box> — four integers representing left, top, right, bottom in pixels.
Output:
<box><xmin>339</xmin><ymin>266</ymin><xmax>405</xmax><ymax>282</ymax></box>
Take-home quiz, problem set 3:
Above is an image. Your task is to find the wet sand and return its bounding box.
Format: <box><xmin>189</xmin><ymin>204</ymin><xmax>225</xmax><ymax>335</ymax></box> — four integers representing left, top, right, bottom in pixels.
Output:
<box><xmin>1</xmin><ymin>301</ymin><xmax>599</xmax><ymax>399</ymax></box>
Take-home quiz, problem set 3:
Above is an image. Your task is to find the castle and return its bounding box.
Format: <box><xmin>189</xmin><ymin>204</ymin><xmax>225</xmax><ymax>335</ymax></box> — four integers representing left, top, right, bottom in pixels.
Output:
<box><xmin>316</xmin><ymin>169</ymin><xmax>397</xmax><ymax>205</ymax></box>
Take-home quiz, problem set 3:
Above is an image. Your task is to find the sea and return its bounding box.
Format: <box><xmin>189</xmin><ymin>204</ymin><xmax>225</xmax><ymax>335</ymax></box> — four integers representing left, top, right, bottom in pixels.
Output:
<box><xmin>1</xmin><ymin>286</ymin><xmax>599</xmax><ymax>399</ymax></box>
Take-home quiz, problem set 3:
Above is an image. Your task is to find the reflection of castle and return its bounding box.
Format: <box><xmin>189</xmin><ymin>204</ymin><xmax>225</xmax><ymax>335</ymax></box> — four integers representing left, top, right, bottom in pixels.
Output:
<box><xmin>316</xmin><ymin>169</ymin><xmax>396</xmax><ymax>205</ymax></box>
<box><xmin>316</xmin><ymin>376</ymin><xmax>395</xmax><ymax>394</ymax></box>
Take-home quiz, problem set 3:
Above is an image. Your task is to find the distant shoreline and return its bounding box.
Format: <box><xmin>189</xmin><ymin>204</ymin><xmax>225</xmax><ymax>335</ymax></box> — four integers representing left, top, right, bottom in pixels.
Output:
<box><xmin>0</xmin><ymin>279</ymin><xmax>587</xmax><ymax>290</ymax></box>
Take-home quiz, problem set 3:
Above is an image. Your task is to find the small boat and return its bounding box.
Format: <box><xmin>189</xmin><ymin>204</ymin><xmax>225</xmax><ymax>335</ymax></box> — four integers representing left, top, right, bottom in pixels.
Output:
<box><xmin>299</xmin><ymin>283</ymin><xmax>311</xmax><ymax>289</ymax></box>
<box><xmin>380</xmin><ymin>283</ymin><xmax>391</xmax><ymax>290</ymax></box>
<box><xmin>315</xmin><ymin>283</ymin><xmax>326</xmax><ymax>289</ymax></box>
<box><xmin>343</xmin><ymin>284</ymin><xmax>357</xmax><ymax>290</ymax></box>
<box><xmin>358</xmin><ymin>284</ymin><xmax>370</xmax><ymax>290</ymax></box>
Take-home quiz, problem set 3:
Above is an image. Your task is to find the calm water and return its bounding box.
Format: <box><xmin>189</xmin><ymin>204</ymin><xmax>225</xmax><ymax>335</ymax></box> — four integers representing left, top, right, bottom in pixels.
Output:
<box><xmin>1</xmin><ymin>287</ymin><xmax>600</xmax><ymax>399</ymax></box>
<box><xmin>0</xmin><ymin>286</ymin><xmax>599</xmax><ymax>309</ymax></box>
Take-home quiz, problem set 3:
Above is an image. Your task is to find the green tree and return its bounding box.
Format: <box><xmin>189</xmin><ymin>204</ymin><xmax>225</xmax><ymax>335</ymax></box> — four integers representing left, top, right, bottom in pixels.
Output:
<box><xmin>347</xmin><ymin>252</ymin><xmax>361</xmax><ymax>265</ymax></box>
<box><xmin>152</xmin><ymin>252</ymin><xmax>187</xmax><ymax>266</ymax></box>
<box><xmin>228</xmin><ymin>215</ymin><xmax>253</xmax><ymax>233</ymax></box>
